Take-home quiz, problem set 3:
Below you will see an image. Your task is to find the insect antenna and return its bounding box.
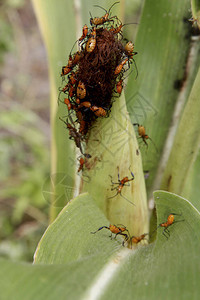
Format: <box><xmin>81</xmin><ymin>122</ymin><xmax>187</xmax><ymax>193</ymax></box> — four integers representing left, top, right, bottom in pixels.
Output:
<box><xmin>132</xmin><ymin>58</ymin><xmax>138</xmax><ymax>79</ymax></box>
<box><xmin>148</xmin><ymin>136</ymin><xmax>159</xmax><ymax>153</ymax></box>
<box><xmin>120</xmin><ymin>194</ymin><xmax>135</xmax><ymax>206</ymax></box>
<box><xmin>107</xmin><ymin>1</ymin><xmax>120</xmax><ymax>14</ymax></box>
<box><xmin>69</xmin><ymin>39</ymin><xmax>78</xmax><ymax>56</ymax></box>
<box><xmin>107</xmin><ymin>193</ymin><xmax>135</xmax><ymax>206</ymax></box>
<box><xmin>93</xmin><ymin>4</ymin><xmax>107</xmax><ymax>13</ymax></box>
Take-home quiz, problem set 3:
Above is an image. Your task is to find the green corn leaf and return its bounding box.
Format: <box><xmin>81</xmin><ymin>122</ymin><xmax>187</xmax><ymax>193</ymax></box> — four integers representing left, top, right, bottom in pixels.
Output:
<box><xmin>100</xmin><ymin>190</ymin><xmax>200</xmax><ymax>300</ymax></box>
<box><xmin>181</xmin><ymin>150</ymin><xmax>200</xmax><ymax>210</ymax></box>
<box><xmin>125</xmin><ymin>0</ymin><xmax>191</xmax><ymax>197</ymax></box>
<box><xmin>0</xmin><ymin>191</ymin><xmax>199</xmax><ymax>299</ymax></box>
<box><xmin>34</xmin><ymin>193</ymin><xmax>122</xmax><ymax>264</ymax></box>
<box><xmin>161</xmin><ymin>66</ymin><xmax>200</xmax><ymax>209</ymax></box>
<box><xmin>32</xmin><ymin>0</ymin><xmax>77</xmax><ymax>221</ymax></box>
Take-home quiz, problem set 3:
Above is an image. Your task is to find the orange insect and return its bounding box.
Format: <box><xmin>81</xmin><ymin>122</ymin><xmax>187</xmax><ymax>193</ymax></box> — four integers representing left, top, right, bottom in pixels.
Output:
<box><xmin>90</xmin><ymin>2</ymin><xmax>119</xmax><ymax>26</ymax></box>
<box><xmin>61</xmin><ymin>50</ymin><xmax>81</xmax><ymax>77</ymax></box>
<box><xmin>76</xmin><ymin>110</ymin><xmax>87</xmax><ymax>135</ymax></box>
<box><xmin>78</xmin><ymin>157</ymin><xmax>85</xmax><ymax>172</ymax></box>
<box><xmin>61</xmin><ymin>65</ymin><xmax>72</xmax><ymax>76</ymax></box>
<box><xmin>68</xmin><ymin>72</ymin><xmax>77</xmax><ymax>85</ymax></box>
<box><xmin>133</xmin><ymin>123</ymin><xmax>157</xmax><ymax>151</ymax></box>
<box><xmin>59</xmin><ymin>116</ymin><xmax>91</xmax><ymax>158</ymax></box>
<box><xmin>157</xmin><ymin>213</ymin><xmax>184</xmax><ymax>239</ymax></box>
<box><xmin>124</xmin><ymin>41</ymin><xmax>137</xmax><ymax>59</ymax></box>
<box><xmin>61</xmin><ymin>50</ymin><xmax>76</xmax><ymax>76</ymax></box>
<box><xmin>86</xmin><ymin>27</ymin><xmax>97</xmax><ymax>53</ymax></box>
<box><xmin>69</xmin><ymin>85</ymin><xmax>75</xmax><ymax>98</ymax></box>
<box><xmin>58</xmin><ymin>84</ymin><xmax>70</xmax><ymax>105</ymax></box>
<box><xmin>60</xmin><ymin>83</ymin><xmax>70</xmax><ymax>94</ymax></box>
<box><xmin>64</xmin><ymin>98</ymin><xmax>72</xmax><ymax>110</ymax></box>
<box><xmin>115</xmin><ymin>71</ymin><xmax>133</xmax><ymax>95</ymax></box>
<box><xmin>79</xmin><ymin>24</ymin><xmax>88</xmax><ymax>41</ymax></box>
<box><xmin>76</xmin><ymin>98</ymin><xmax>80</xmax><ymax>104</ymax></box>
<box><xmin>109</xmin><ymin>23</ymin><xmax>123</xmax><ymax>34</ymax></box>
<box><xmin>90</xmin><ymin>106</ymin><xmax>107</xmax><ymax>117</ymax></box>
<box><xmin>91</xmin><ymin>224</ymin><xmax>129</xmax><ymax>245</ymax></box>
<box><xmin>78</xmin><ymin>101</ymin><xmax>91</xmax><ymax>109</ymax></box>
<box><xmin>114</xmin><ymin>58</ymin><xmax>128</xmax><ymax>75</ymax></box>
<box><xmin>72</xmin><ymin>51</ymin><xmax>82</xmax><ymax>65</ymax></box>
<box><xmin>133</xmin><ymin>123</ymin><xmax>149</xmax><ymax>146</ymax></box>
<box><xmin>116</xmin><ymin>79</ymin><xmax>123</xmax><ymax>94</ymax></box>
<box><xmin>124</xmin><ymin>42</ymin><xmax>138</xmax><ymax>78</ymax></box>
<box><xmin>108</xmin><ymin>166</ymin><xmax>135</xmax><ymax>205</ymax></box>
<box><xmin>67</xmin><ymin>54</ymin><xmax>74</xmax><ymax>68</ymax></box>
<box><xmin>78</xmin><ymin>102</ymin><xmax>107</xmax><ymax>118</ymax></box>
<box><xmin>130</xmin><ymin>233</ymin><xmax>148</xmax><ymax>245</ymax></box>
<box><xmin>110</xmin><ymin>22</ymin><xmax>137</xmax><ymax>35</ymax></box>
<box><xmin>77</xmin><ymin>81</ymin><xmax>86</xmax><ymax>99</ymax></box>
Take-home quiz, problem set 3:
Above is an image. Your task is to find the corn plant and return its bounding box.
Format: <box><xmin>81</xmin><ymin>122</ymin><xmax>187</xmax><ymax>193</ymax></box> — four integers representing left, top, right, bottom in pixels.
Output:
<box><xmin>0</xmin><ymin>0</ymin><xmax>200</xmax><ymax>299</ymax></box>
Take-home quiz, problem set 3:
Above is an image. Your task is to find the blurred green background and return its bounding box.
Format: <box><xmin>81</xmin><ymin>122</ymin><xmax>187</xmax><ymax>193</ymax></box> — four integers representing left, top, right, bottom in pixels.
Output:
<box><xmin>0</xmin><ymin>0</ymin><xmax>143</xmax><ymax>262</ymax></box>
<box><xmin>0</xmin><ymin>0</ymin><xmax>50</xmax><ymax>262</ymax></box>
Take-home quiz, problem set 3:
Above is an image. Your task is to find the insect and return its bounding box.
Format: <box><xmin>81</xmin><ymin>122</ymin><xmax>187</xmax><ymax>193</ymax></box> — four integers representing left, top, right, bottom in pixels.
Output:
<box><xmin>78</xmin><ymin>157</ymin><xmax>85</xmax><ymax>172</ymax></box>
<box><xmin>79</xmin><ymin>24</ymin><xmax>88</xmax><ymax>41</ymax></box>
<box><xmin>76</xmin><ymin>110</ymin><xmax>87</xmax><ymax>135</ymax></box>
<box><xmin>144</xmin><ymin>170</ymin><xmax>150</xmax><ymax>179</ymax></box>
<box><xmin>57</xmin><ymin>84</ymin><xmax>70</xmax><ymax>105</ymax></box>
<box><xmin>90</xmin><ymin>2</ymin><xmax>120</xmax><ymax>26</ymax></box>
<box><xmin>91</xmin><ymin>224</ymin><xmax>129</xmax><ymax>245</ymax></box>
<box><xmin>115</xmin><ymin>70</ymin><xmax>133</xmax><ymax>95</ymax></box>
<box><xmin>133</xmin><ymin>123</ymin><xmax>157</xmax><ymax>151</ymax></box>
<box><xmin>67</xmin><ymin>54</ymin><xmax>74</xmax><ymax>68</ymax></box>
<box><xmin>77</xmin><ymin>81</ymin><xmax>86</xmax><ymax>99</ymax></box>
<box><xmin>76</xmin><ymin>98</ymin><xmax>80</xmax><ymax>104</ymax></box>
<box><xmin>68</xmin><ymin>51</ymin><xmax>82</xmax><ymax>69</ymax></box>
<box><xmin>69</xmin><ymin>85</ymin><xmax>75</xmax><ymax>98</ymax></box>
<box><xmin>109</xmin><ymin>23</ymin><xmax>124</xmax><ymax>34</ymax></box>
<box><xmin>114</xmin><ymin>58</ymin><xmax>128</xmax><ymax>75</ymax></box>
<box><xmin>123</xmin><ymin>41</ymin><xmax>138</xmax><ymax>78</ymax></box>
<box><xmin>59</xmin><ymin>116</ymin><xmax>91</xmax><ymax>158</ymax></box>
<box><xmin>157</xmin><ymin>213</ymin><xmax>184</xmax><ymax>239</ymax></box>
<box><xmin>68</xmin><ymin>71</ymin><xmax>77</xmax><ymax>85</ymax></box>
<box><xmin>189</xmin><ymin>16</ymin><xmax>200</xmax><ymax>29</ymax></box>
<box><xmin>78</xmin><ymin>102</ymin><xmax>107</xmax><ymax>117</ymax></box>
<box><xmin>64</xmin><ymin>98</ymin><xmax>72</xmax><ymax>110</ymax></box>
<box><xmin>61</xmin><ymin>65</ymin><xmax>72</xmax><ymax>76</ymax></box>
<box><xmin>78</xmin><ymin>101</ymin><xmax>92</xmax><ymax>109</ymax></box>
<box><xmin>130</xmin><ymin>233</ymin><xmax>148</xmax><ymax>246</ymax></box>
<box><xmin>61</xmin><ymin>83</ymin><xmax>70</xmax><ymax>94</ymax></box>
<box><xmin>77</xmin><ymin>157</ymin><xmax>91</xmax><ymax>182</ymax></box>
<box><xmin>108</xmin><ymin>166</ymin><xmax>135</xmax><ymax>205</ymax></box>
<box><xmin>72</xmin><ymin>51</ymin><xmax>82</xmax><ymax>65</ymax></box>
<box><xmin>69</xmin><ymin>39</ymin><xmax>82</xmax><ymax>65</ymax></box>
<box><xmin>61</xmin><ymin>53</ymin><xmax>75</xmax><ymax>77</ymax></box>
<box><xmin>86</xmin><ymin>27</ymin><xmax>97</xmax><ymax>52</ymax></box>
<box><xmin>109</xmin><ymin>22</ymin><xmax>138</xmax><ymax>35</ymax></box>
<box><xmin>116</xmin><ymin>79</ymin><xmax>123</xmax><ymax>94</ymax></box>
<box><xmin>90</xmin><ymin>105</ymin><xmax>107</xmax><ymax>117</ymax></box>
<box><xmin>124</xmin><ymin>41</ymin><xmax>137</xmax><ymax>59</ymax></box>
<box><xmin>61</xmin><ymin>48</ymin><xmax>81</xmax><ymax>77</ymax></box>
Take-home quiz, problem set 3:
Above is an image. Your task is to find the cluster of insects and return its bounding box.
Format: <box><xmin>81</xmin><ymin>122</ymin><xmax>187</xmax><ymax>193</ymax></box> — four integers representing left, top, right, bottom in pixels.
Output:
<box><xmin>91</xmin><ymin>213</ymin><xmax>184</xmax><ymax>247</ymax></box>
<box><xmin>59</xmin><ymin>2</ymin><xmax>137</xmax><ymax>159</ymax></box>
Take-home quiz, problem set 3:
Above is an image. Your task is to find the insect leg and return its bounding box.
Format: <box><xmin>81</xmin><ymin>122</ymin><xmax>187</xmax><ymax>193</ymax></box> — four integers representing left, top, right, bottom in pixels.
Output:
<box><xmin>119</xmin><ymin>193</ymin><xmax>135</xmax><ymax>206</ymax></box>
<box><xmin>91</xmin><ymin>226</ymin><xmax>109</xmax><ymax>234</ymax></box>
